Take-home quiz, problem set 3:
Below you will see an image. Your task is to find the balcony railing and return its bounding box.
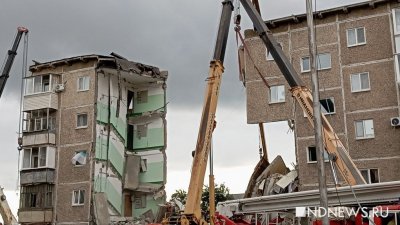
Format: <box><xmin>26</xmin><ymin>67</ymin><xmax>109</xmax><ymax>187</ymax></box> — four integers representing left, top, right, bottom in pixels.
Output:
<box><xmin>23</xmin><ymin>117</ymin><xmax>56</xmax><ymax>133</ymax></box>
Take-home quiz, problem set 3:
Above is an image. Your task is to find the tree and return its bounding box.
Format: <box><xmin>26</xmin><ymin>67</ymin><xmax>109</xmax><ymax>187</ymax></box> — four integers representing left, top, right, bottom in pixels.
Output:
<box><xmin>201</xmin><ymin>183</ymin><xmax>234</xmax><ymax>213</ymax></box>
<box><xmin>170</xmin><ymin>183</ymin><xmax>234</xmax><ymax>213</ymax></box>
<box><xmin>171</xmin><ymin>189</ymin><xmax>187</xmax><ymax>205</ymax></box>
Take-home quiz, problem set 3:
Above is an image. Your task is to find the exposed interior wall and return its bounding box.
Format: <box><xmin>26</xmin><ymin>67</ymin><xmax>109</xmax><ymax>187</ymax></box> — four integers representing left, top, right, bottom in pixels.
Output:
<box><xmin>127</xmin><ymin>81</ymin><xmax>167</xmax><ymax>219</ymax></box>
<box><xmin>94</xmin><ymin>71</ymin><xmax>128</xmax><ymax>215</ymax></box>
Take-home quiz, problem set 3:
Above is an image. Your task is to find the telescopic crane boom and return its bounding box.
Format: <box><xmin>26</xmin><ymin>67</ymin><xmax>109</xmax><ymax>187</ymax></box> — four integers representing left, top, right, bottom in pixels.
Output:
<box><xmin>165</xmin><ymin>1</ymin><xmax>365</xmax><ymax>225</ymax></box>
<box><xmin>0</xmin><ymin>27</ymin><xmax>29</xmax><ymax>98</ymax></box>
<box><xmin>0</xmin><ymin>187</ymin><xmax>17</xmax><ymax>225</ymax></box>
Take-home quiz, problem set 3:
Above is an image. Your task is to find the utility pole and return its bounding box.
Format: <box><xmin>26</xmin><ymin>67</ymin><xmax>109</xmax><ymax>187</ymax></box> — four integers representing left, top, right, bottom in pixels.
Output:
<box><xmin>305</xmin><ymin>1</ymin><xmax>329</xmax><ymax>225</ymax></box>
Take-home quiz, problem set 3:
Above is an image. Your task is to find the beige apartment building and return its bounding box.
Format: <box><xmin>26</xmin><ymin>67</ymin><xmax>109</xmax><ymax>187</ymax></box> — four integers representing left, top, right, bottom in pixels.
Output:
<box><xmin>243</xmin><ymin>0</ymin><xmax>400</xmax><ymax>190</ymax></box>
<box><xmin>18</xmin><ymin>54</ymin><xmax>168</xmax><ymax>224</ymax></box>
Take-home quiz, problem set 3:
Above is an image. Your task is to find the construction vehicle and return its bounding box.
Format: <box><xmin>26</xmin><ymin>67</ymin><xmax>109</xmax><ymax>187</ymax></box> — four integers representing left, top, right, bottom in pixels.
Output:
<box><xmin>0</xmin><ymin>27</ymin><xmax>29</xmax><ymax>99</ymax></box>
<box><xmin>0</xmin><ymin>187</ymin><xmax>17</xmax><ymax>225</ymax></box>
<box><xmin>162</xmin><ymin>1</ymin><xmax>368</xmax><ymax>225</ymax></box>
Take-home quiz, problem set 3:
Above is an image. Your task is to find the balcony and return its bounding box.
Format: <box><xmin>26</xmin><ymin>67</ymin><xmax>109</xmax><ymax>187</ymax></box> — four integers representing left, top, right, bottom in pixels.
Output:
<box><xmin>23</xmin><ymin>73</ymin><xmax>60</xmax><ymax>111</ymax></box>
<box><xmin>23</xmin><ymin>132</ymin><xmax>55</xmax><ymax>146</ymax></box>
<box><xmin>18</xmin><ymin>209</ymin><xmax>53</xmax><ymax>223</ymax></box>
<box><xmin>20</xmin><ymin>168</ymin><xmax>55</xmax><ymax>185</ymax></box>
<box><xmin>24</xmin><ymin>92</ymin><xmax>58</xmax><ymax>111</ymax></box>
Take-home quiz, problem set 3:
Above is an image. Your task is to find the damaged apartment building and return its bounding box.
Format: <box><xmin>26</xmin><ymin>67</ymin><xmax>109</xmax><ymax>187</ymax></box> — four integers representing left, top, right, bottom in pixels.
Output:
<box><xmin>18</xmin><ymin>54</ymin><xmax>168</xmax><ymax>224</ymax></box>
<box><xmin>242</xmin><ymin>0</ymin><xmax>400</xmax><ymax>191</ymax></box>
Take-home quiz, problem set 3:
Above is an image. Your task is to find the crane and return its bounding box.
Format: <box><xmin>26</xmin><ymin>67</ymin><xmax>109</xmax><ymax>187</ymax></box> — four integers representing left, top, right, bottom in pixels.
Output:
<box><xmin>0</xmin><ymin>27</ymin><xmax>29</xmax><ymax>99</ymax></box>
<box><xmin>163</xmin><ymin>1</ymin><xmax>366</xmax><ymax>225</ymax></box>
<box><xmin>0</xmin><ymin>187</ymin><xmax>17</xmax><ymax>225</ymax></box>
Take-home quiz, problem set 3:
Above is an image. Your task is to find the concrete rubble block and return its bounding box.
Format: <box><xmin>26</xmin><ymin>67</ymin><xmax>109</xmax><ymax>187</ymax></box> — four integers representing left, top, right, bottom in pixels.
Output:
<box><xmin>273</xmin><ymin>170</ymin><xmax>298</xmax><ymax>193</ymax></box>
<box><xmin>251</xmin><ymin>155</ymin><xmax>289</xmax><ymax>196</ymax></box>
<box><xmin>124</xmin><ymin>155</ymin><xmax>141</xmax><ymax>190</ymax></box>
<box><xmin>94</xmin><ymin>192</ymin><xmax>111</xmax><ymax>225</ymax></box>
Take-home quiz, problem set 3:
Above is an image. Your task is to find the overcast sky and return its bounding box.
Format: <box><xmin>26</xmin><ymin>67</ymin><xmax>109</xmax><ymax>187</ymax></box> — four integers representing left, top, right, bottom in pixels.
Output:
<box><xmin>0</xmin><ymin>0</ymin><xmax>364</xmax><ymax>220</ymax></box>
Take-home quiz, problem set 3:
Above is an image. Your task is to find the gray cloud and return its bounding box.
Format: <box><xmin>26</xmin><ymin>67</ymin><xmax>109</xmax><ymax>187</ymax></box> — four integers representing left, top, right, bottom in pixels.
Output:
<box><xmin>0</xmin><ymin>0</ymin><xmax>365</xmax><ymax>192</ymax></box>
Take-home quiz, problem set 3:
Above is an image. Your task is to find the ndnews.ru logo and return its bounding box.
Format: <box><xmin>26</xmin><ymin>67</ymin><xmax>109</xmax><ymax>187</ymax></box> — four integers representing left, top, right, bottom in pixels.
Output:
<box><xmin>295</xmin><ymin>206</ymin><xmax>390</xmax><ymax>218</ymax></box>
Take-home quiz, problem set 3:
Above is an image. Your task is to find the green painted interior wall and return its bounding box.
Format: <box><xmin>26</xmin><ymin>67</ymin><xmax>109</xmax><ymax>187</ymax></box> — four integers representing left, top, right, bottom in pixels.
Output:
<box><xmin>132</xmin><ymin>128</ymin><xmax>164</xmax><ymax>150</ymax></box>
<box><xmin>97</xmin><ymin>102</ymin><xmax>127</xmax><ymax>140</ymax></box>
<box><xmin>133</xmin><ymin>194</ymin><xmax>166</xmax><ymax>218</ymax></box>
<box><xmin>95</xmin><ymin>176</ymin><xmax>122</xmax><ymax>214</ymax></box>
<box><xmin>139</xmin><ymin>161</ymin><xmax>164</xmax><ymax>183</ymax></box>
<box><xmin>95</xmin><ymin>136</ymin><xmax>124</xmax><ymax>176</ymax></box>
<box><xmin>133</xmin><ymin>94</ymin><xmax>164</xmax><ymax>115</ymax></box>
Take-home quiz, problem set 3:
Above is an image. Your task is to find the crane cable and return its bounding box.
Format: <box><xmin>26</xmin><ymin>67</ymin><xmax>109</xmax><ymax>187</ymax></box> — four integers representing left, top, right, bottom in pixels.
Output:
<box><xmin>16</xmin><ymin>32</ymin><xmax>28</xmax><ymax>191</ymax></box>
<box><xmin>234</xmin><ymin>2</ymin><xmax>270</xmax><ymax>89</ymax></box>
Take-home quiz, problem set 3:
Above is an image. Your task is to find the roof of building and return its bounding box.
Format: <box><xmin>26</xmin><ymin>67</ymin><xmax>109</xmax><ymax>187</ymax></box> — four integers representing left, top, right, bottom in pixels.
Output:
<box><xmin>29</xmin><ymin>53</ymin><xmax>167</xmax><ymax>79</ymax></box>
<box><xmin>265</xmin><ymin>0</ymin><xmax>391</xmax><ymax>28</ymax></box>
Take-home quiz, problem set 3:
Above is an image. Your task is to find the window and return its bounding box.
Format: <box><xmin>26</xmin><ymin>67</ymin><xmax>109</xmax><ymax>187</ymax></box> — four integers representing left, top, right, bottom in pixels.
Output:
<box><xmin>360</xmin><ymin>169</ymin><xmax>379</xmax><ymax>184</ymax></box>
<box><xmin>137</xmin><ymin>90</ymin><xmax>148</xmax><ymax>103</ymax></box>
<box><xmin>23</xmin><ymin>147</ymin><xmax>47</xmax><ymax>169</ymax></box>
<box><xmin>134</xmin><ymin>194</ymin><xmax>146</xmax><ymax>209</ymax></box>
<box><xmin>355</xmin><ymin>119</ymin><xmax>374</xmax><ymax>139</ymax></box>
<box><xmin>22</xmin><ymin>109</ymin><xmax>56</xmax><ymax>132</ymax></box>
<box><xmin>140</xmin><ymin>158</ymin><xmax>148</xmax><ymax>172</ymax></box>
<box><xmin>307</xmin><ymin>146</ymin><xmax>329</xmax><ymax>163</ymax></box>
<box><xmin>269</xmin><ymin>85</ymin><xmax>285</xmax><ymax>103</ymax></box>
<box><xmin>25</xmin><ymin>74</ymin><xmax>54</xmax><ymax>95</ymax></box>
<box><xmin>394</xmin><ymin>9</ymin><xmax>400</xmax><ymax>34</ymax></box>
<box><xmin>392</xmin><ymin>9</ymin><xmax>400</xmax><ymax>83</ymax></box>
<box><xmin>266</xmin><ymin>43</ymin><xmax>282</xmax><ymax>61</ymax></box>
<box><xmin>351</xmin><ymin>72</ymin><xmax>370</xmax><ymax>92</ymax></box>
<box><xmin>72</xmin><ymin>151</ymin><xmax>87</xmax><ymax>166</ymax></box>
<box><xmin>77</xmin><ymin>76</ymin><xmax>90</xmax><ymax>91</ymax></box>
<box><xmin>20</xmin><ymin>184</ymin><xmax>53</xmax><ymax>209</ymax></box>
<box><xmin>76</xmin><ymin>113</ymin><xmax>88</xmax><ymax>128</ymax></box>
<box><xmin>72</xmin><ymin>190</ymin><xmax>85</xmax><ymax>206</ymax></box>
<box><xmin>136</xmin><ymin>124</ymin><xmax>148</xmax><ymax>138</ymax></box>
<box><xmin>301</xmin><ymin>53</ymin><xmax>331</xmax><ymax>72</ymax></box>
<box><xmin>320</xmin><ymin>98</ymin><xmax>335</xmax><ymax>115</ymax></box>
<box><xmin>347</xmin><ymin>27</ymin><xmax>366</xmax><ymax>47</ymax></box>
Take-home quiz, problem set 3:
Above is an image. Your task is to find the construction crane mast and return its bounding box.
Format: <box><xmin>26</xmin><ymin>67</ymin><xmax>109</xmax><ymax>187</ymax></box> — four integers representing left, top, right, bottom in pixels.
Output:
<box><xmin>0</xmin><ymin>27</ymin><xmax>29</xmax><ymax>99</ymax></box>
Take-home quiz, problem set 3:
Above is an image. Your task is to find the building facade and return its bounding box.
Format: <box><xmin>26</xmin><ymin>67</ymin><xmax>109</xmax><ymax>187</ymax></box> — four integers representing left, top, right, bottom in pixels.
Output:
<box><xmin>243</xmin><ymin>0</ymin><xmax>400</xmax><ymax>190</ymax></box>
<box><xmin>18</xmin><ymin>54</ymin><xmax>168</xmax><ymax>224</ymax></box>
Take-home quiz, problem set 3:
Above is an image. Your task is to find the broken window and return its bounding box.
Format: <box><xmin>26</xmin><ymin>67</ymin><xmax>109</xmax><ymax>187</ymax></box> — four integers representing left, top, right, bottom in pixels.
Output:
<box><xmin>72</xmin><ymin>151</ymin><xmax>87</xmax><ymax>166</ymax></box>
<box><xmin>269</xmin><ymin>85</ymin><xmax>285</xmax><ymax>103</ymax></box>
<box><xmin>137</xmin><ymin>90</ymin><xmax>148</xmax><ymax>104</ymax></box>
<box><xmin>137</xmin><ymin>124</ymin><xmax>148</xmax><ymax>139</ymax></box>
<box><xmin>266</xmin><ymin>43</ymin><xmax>282</xmax><ymax>61</ymax></box>
<box><xmin>140</xmin><ymin>158</ymin><xmax>148</xmax><ymax>172</ymax></box>
<box><xmin>77</xmin><ymin>113</ymin><xmax>88</xmax><ymax>128</ymax></box>
<box><xmin>134</xmin><ymin>194</ymin><xmax>146</xmax><ymax>209</ymax></box>
<box><xmin>347</xmin><ymin>27</ymin><xmax>366</xmax><ymax>47</ymax></box>
<box><xmin>25</xmin><ymin>74</ymin><xmax>54</xmax><ymax>95</ymax></box>
<box><xmin>301</xmin><ymin>53</ymin><xmax>331</xmax><ymax>72</ymax></box>
<box><xmin>351</xmin><ymin>72</ymin><xmax>370</xmax><ymax>92</ymax></box>
<box><xmin>355</xmin><ymin>119</ymin><xmax>374</xmax><ymax>139</ymax></box>
<box><xmin>360</xmin><ymin>168</ymin><xmax>379</xmax><ymax>184</ymax></box>
<box><xmin>20</xmin><ymin>184</ymin><xmax>53</xmax><ymax>209</ymax></box>
<box><xmin>320</xmin><ymin>98</ymin><xmax>335</xmax><ymax>115</ymax></box>
<box><xmin>23</xmin><ymin>147</ymin><xmax>47</xmax><ymax>169</ymax></box>
<box><xmin>72</xmin><ymin>190</ymin><xmax>85</xmax><ymax>206</ymax></box>
<box><xmin>307</xmin><ymin>146</ymin><xmax>329</xmax><ymax>163</ymax></box>
<box><xmin>77</xmin><ymin>76</ymin><xmax>90</xmax><ymax>91</ymax></box>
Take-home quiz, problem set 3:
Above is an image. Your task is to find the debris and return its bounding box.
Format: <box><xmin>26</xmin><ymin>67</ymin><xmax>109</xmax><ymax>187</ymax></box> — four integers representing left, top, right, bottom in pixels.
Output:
<box><xmin>273</xmin><ymin>170</ymin><xmax>298</xmax><ymax>194</ymax></box>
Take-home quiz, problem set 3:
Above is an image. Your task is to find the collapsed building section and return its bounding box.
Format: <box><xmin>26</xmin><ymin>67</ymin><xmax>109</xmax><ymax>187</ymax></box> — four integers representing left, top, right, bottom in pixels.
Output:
<box><xmin>18</xmin><ymin>54</ymin><xmax>168</xmax><ymax>225</ymax></box>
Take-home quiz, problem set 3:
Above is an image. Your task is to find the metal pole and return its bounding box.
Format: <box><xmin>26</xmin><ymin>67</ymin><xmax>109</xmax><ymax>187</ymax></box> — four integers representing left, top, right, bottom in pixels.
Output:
<box><xmin>209</xmin><ymin>139</ymin><xmax>215</xmax><ymax>225</ymax></box>
<box><xmin>258</xmin><ymin>123</ymin><xmax>268</xmax><ymax>159</ymax></box>
<box><xmin>305</xmin><ymin>1</ymin><xmax>329</xmax><ymax>225</ymax></box>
